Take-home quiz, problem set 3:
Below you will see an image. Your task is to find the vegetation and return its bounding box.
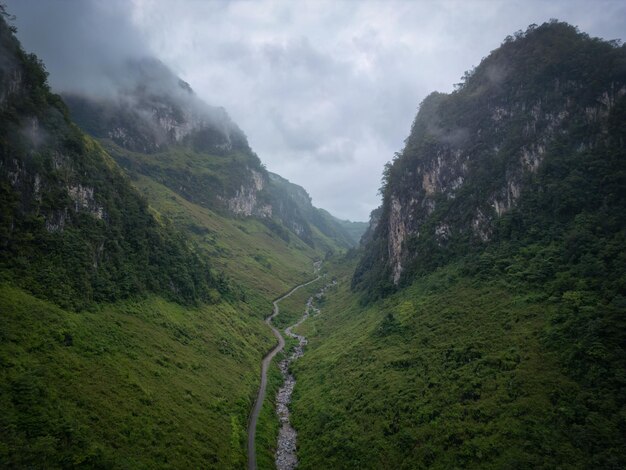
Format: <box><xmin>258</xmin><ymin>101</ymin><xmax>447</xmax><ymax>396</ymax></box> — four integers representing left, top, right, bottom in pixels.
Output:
<box><xmin>128</xmin><ymin>173</ymin><xmax>327</xmax><ymax>308</ymax></box>
<box><xmin>64</xmin><ymin>81</ymin><xmax>357</xmax><ymax>253</ymax></box>
<box><xmin>0</xmin><ymin>11</ymin><xmax>334</xmax><ymax>467</ymax></box>
<box><xmin>0</xmin><ymin>16</ymin><xmax>222</xmax><ymax>309</ymax></box>
<box><xmin>2</xmin><ymin>10</ymin><xmax>624</xmax><ymax>469</ymax></box>
<box><xmin>354</xmin><ymin>21</ymin><xmax>626</xmax><ymax>300</ymax></box>
<box><xmin>254</xmin><ymin>355</ymin><xmax>285</xmax><ymax>469</ymax></box>
<box><xmin>291</xmin><ymin>22</ymin><xmax>626</xmax><ymax>469</ymax></box>
<box><xmin>267</xmin><ymin>172</ymin><xmax>359</xmax><ymax>250</ymax></box>
<box><xmin>0</xmin><ymin>284</ymin><xmax>275</xmax><ymax>468</ymax></box>
<box><xmin>292</xmin><ymin>251</ymin><xmax>626</xmax><ymax>468</ymax></box>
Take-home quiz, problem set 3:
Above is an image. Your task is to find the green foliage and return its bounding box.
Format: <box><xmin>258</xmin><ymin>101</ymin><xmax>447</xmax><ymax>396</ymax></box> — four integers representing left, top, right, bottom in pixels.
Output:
<box><xmin>0</xmin><ymin>284</ymin><xmax>275</xmax><ymax>468</ymax></box>
<box><xmin>354</xmin><ymin>20</ymin><xmax>626</xmax><ymax>301</ymax></box>
<box><xmin>304</xmin><ymin>25</ymin><xmax>626</xmax><ymax>466</ymax></box>
<box><xmin>0</xmin><ymin>10</ymin><xmax>360</xmax><ymax>469</ymax></box>
<box><xmin>291</xmin><ymin>255</ymin><xmax>626</xmax><ymax>468</ymax></box>
<box><xmin>254</xmin><ymin>358</ymin><xmax>285</xmax><ymax>469</ymax></box>
<box><xmin>0</xmin><ymin>16</ymin><xmax>224</xmax><ymax>308</ymax></box>
<box><xmin>128</xmin><ymin>173</ymin><xmax>324</xmax><ymax>307</ymax></box>
<box><xmin>64</xmin><ymin>87</ymin><xmax>356</xmax><ymax>253</ymax></box>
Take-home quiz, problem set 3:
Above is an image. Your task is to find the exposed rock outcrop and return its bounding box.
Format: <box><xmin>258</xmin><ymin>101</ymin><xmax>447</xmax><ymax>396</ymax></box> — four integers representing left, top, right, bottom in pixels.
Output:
<box><xmin>354</xmin><ymin>21</ymin><xmax>626</xmax><ymax>291</ymax></box>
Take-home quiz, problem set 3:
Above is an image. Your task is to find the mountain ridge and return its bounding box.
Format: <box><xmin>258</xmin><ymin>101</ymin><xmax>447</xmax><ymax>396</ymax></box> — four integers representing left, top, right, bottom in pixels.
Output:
<box><xmin>289</xmin><ymin>21</ymin><xmax>626</xmax><ymax>469</ymax></box>
<box><xmin>354</xmin><ymin>20</ymin><xmax>626</xmax><ymax>298</ymax></box>
<box><xmin>0</xmin><ymin>17</ymin><xmax>223</xmax><ymax>309</ymax></box>
<box><xmin>62</xmin><ymin>59</ymin><xmax>360</xmax><ymax>251</ymax></box>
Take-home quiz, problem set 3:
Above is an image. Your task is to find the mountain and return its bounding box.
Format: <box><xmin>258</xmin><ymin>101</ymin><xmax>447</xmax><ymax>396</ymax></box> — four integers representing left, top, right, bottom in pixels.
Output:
<box><xmin>354</xmin><ymin>21</ymin><xmax>626</xmax><ymax>298</ymax></box>
<box><xmin>62</xmin><ymin>59</ymin><xmax>358</xmax><ymax>252</ymax></box>
<box><xmin>0</xmin><ymin>12</ymin><xmax>325</xmax><ymax>467</ymax></box>
<box><xmin>0</xmin><ymin>19</ymin><xmax>220</xmax><ymax>309</ymax></box>
<box><xmin>333</xmin><ymin>217</ymin><xmax>369</xmax><ymax>245</ymax></box>
<box><xmin>288</xmin><ymin>22</ymin><xmax>626</xmax><ymax>469</ymax></box>
<box><xmin>267</xmin><ymin>172</ymin><xmax>360</xmax><ymax>250</ymax></box>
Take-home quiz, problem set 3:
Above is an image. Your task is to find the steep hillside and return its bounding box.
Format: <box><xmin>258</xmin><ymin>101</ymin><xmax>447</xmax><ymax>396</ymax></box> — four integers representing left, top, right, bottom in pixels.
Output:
<box><xmin>291</xmin><ymin>22</ymin><xmax>626</xmax><ymax>469</ymax></box>
<box><xmin>0</xmin><ymin>13</ymin><xmax>278</xmax><ymax>467</ymax></box>
<box><xmin>0</xmin><ymin>285</ymin><xmax>275</xmax><ymax>468</ymax></box>
<box><xmin>130</xmin><ymin>173</ymin><xmax>325</xmax><ymax>306</ymax></box>
<box><xmin>354</xmin><ymin>21</ymin><xmax>626</xmax><ymax>298</ymax></box>
<box><xmin>63</xmin><ymin>61</ymin><xmax>356</xmax><ymax>253</ymax></box>
<box><xmin>0</xmin><ymin>17</ymin><xmax>219</xmax><ymax>309</ymax></box>
<box><xmin>268</xmin><ymin>172</ymin><xmax>357</xmax><ymax>251</ymax></box>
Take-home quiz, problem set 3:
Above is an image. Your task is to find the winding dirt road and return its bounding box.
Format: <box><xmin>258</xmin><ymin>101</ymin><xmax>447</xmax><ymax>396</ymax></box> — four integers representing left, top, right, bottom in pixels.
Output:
<box><xmin>247</xmin><ymin>275</ymin><xmax>321</xmax><ymax>470</ymax></box>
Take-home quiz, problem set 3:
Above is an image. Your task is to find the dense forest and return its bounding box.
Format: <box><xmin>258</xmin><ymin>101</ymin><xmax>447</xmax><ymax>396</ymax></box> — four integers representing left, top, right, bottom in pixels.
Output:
<box><xmin>0</xmin><ymin>9</ymin><xmax>347</xmax><ymax>467</ymax></box>
<box><xmin>0</xmin><ymin>14</ymin><xmax>225</xmax><ymax>309</ymax></box>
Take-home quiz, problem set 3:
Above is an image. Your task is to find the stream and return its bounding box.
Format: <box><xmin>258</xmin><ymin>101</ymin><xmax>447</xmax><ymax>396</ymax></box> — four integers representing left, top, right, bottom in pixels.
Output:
<box><xmin>275</xmin><ymin>272</ymin><xmax>336</xmax><ymax>470</ymax></box>
<box><xmin>247</xmin><ymin>263</ymin><xmax>322</xmax><ymax>470</ymax></box>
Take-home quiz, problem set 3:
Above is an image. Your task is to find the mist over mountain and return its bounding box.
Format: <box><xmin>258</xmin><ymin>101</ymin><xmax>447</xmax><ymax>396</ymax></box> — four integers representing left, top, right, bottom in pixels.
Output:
<box><xmin>354</xmin><ymin>21</ymin><xmax>626</xmax><ymax>296</ymax></box>
<box><xmin>11</xmin><ymin>0</ymin><xmax>624</xmax><ymax>222</ymax></box>
<box><xmin>0</xmin><ymin>9</ymin><xmax>351</xmax><ymax>466</ymax></box>
<box><xmin>61</xmin><ymin>56</ymin><xmax>360</xmax><ymax>250</ymax></box>
<box><xmin>1</xmin><ymin>3</ymin><xmax>625</xmax><ymax>469</ymax></box>
<box><xmin>64</xmin><ymin>57</ymin><xmax>250</xmax><ymax>155</ymax></box>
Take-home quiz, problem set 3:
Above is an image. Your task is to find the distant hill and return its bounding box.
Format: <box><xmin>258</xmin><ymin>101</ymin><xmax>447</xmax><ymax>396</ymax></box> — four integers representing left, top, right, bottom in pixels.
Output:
<box><xmin>333</xmin><ymin>218</ymin><xmax>368</xmax><ymax>245</ymax></box>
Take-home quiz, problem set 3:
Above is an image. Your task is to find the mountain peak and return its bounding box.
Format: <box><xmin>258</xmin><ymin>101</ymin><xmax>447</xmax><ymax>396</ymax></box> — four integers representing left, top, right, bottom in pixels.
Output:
<box><xmin>62</xmin><ymin>57</ymin><xmax>251</xmax><ymax>155</ymax></box>
<box><xmin>355</xmin><ymin>20</ymin><xmax>626</xmax><ymax>296</ymax></box>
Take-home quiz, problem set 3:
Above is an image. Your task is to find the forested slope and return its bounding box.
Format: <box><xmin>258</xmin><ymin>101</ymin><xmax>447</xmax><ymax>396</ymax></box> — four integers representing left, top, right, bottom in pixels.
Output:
<box><xmin>292</xmin><ymin>22</ymin><xmax>626</xmax><ymax>469</ymax></box>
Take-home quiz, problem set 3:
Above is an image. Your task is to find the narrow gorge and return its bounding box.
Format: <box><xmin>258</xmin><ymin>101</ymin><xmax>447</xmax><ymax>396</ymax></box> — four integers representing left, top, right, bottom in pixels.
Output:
<box><xmin>275</xmin><ymin>276</ymin><xmax>336</xmax><ymax>469</ymax></box>
<box><xmin>247</xmin><ymin>263</ymin><xmax>321</xmax><ymax>470</ymax></box>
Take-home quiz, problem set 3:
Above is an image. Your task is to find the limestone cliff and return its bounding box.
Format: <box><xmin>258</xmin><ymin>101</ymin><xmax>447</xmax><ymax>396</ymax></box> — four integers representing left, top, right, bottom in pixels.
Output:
<box><xmin>354</xmin><ymin>21</ymin><xmax>626</xmax><ymax>294</ymax></box>
<box><xmin>0</xmin><ymin>16</ymin><xmax>220</xmax><ymax>308</ymax></box>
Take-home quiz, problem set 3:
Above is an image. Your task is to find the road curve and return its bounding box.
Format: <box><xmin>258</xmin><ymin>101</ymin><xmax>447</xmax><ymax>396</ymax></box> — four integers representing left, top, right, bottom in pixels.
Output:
<box><xmin>247</xmin><ymin>276</ymin><xmax>321</xmax><ymax>470</ymax></box>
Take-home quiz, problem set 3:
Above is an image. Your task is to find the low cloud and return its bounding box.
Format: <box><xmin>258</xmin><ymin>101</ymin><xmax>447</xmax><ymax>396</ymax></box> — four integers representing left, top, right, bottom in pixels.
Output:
<box><xmin>7</xmin><ymin>0</ymin><xmax>626</xmax><ymax>220</ymax></box>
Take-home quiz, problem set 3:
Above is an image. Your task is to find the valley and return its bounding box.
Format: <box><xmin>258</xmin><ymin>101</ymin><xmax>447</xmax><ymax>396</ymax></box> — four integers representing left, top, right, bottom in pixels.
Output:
<box><xmin>247</xmin><ymin>268</ymin><xmax>321</xmax><ymax>470</ymax></box>
<box><xmin>1</xmin><ymin>4</ymin><xmax>625</xmax><ymax>470</ymax></box>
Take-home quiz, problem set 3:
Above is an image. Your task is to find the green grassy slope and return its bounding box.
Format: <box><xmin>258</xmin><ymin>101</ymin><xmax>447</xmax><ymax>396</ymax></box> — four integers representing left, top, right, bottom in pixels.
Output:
<box><xmin>290</xmin><ymin>253</ymin><xmax>626</xmax><ymax>469</ymax></box>
<box><xmin>300</xmin><ymin>26</ymin><xmax>626</xmax><ymax>467</ymax></box>
<box><xmin>122</xmin><ymin>174</ymin><xmax>337</xmax><ymax>467</ymax></box>
<box><xmin>0</xmin><ymin>283</ymin><xmax>276</xmax><ymax>468</ymax></box>
<box><xmin>254</xmin><ymin>276</ymin><xmax>324</xmax><ymax>470</ymax></box>
<box><xmin>130</xmin><ymin>174</ymin><xmax>325</xmax><ymax>303</ymax></box>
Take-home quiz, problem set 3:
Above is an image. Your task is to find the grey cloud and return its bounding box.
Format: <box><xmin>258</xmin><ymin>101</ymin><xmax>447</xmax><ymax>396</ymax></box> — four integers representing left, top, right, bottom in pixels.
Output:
<box><xmin>485</xmin><ymin>63</ymin><xmax>509</xmax><ymax>85</ymax></box>
<box><xmin>6</xmin><ymin>0</ymin><xmax>149</xmax><ymax>96</ymax></box>
<box><xmin>314</xmin><ymin>138</ymin><xmax>356</xmax><ymax>164</ymax></box>
<box><xmin>427</xmin><ymin>123</ymin><xmax>470</xmax><ymax>147</ymax></box>
<box><xmin>5</xmin><ymin>0</ymin><xmax>626</xmax><ymax>220</ymax></box>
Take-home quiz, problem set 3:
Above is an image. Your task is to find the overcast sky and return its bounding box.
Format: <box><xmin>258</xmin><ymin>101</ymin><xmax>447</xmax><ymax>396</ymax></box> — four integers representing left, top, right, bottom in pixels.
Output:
<box><xmin>6</xmin><ymin>0</ymin><xmax>626</xmax><ymax>221</ymax></box>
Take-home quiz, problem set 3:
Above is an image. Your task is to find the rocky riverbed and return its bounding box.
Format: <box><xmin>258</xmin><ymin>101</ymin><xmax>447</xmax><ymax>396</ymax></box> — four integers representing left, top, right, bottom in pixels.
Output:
<box><xmin>274</xmin><ymin>278</ymin><xmax>336</xmax><ymax>470</ymax></box>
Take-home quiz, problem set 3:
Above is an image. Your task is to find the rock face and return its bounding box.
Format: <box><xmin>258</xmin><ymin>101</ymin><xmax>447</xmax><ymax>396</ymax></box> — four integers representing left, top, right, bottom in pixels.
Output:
<box><xmin>64</xmin><ymin>58</ymin><xmax>250</xmax><ymax>156</ymax></box>
<box><xmin>62</xmin><ymin>59</ymin><xmax>270</xmax><ymax>217</ymax></box>
<box><xmin>268</xmin><ymin>172</ymin><xmax>359</xmax><ymax>248</ymax></box>
<box><xmin>354</xmin><ymin>21</ymin><xmax>626</xmax><ymax>294</ymax></box>
<box><xmin>226</xmin><ymin>169</ymin><xmax>272</xmax><ymax>217</ymax></box>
